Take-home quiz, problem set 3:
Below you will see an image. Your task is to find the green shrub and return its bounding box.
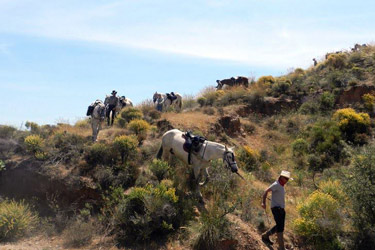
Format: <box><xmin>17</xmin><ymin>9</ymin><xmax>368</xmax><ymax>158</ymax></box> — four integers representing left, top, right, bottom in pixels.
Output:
<box><xmin>332</xmin><ymin>108</ymin><xmax>371</xmax><ymax>143</ymax></box>
<box><xmin>294</xmin><ymin>191</ymin><xmax>343</xmax><ymax>249</ymax></box>
<box><xmin>0</xmin><ymin>125</ymin><xmax>16</xmax><ymax>139</ymax></box>
<box><xmin>319</xmin><ymin>180</ymin><xmax>347</xmax><ymax>205</ymax></box>
<box><xmin>181</xmin><ymin>94</ymin><xmax>198</xmax><ymax>110</ymax></box>
<box><xmin>190</xmin><ymin>201</ymin><xmax>233</xmax><ymax>250</ymax></box>
<box><xmin>62</xmin><ymin>219</ymin><xmax>96</xmax><ymax>247</ymax></box>
<box><xmin>119</xmin><ymin>107</ymin><xmax>143</xmax><ymax>123</ymax></box>
<box><xmin>271</xmin><ymin>78</ymin><xmax>291</xmax><ymax>96</ymax></box>
<box><xmin>237</xmin><ymin>145</ymin><xmax>259</xmax><ymax>172</ymax></box>
<box><xmin>113</xmin><ymin>135</ymin><xmax>138</xmax><ymax>164</ymax></box>
<box><xmin>25</xmin><ymin>121</ymin><xmax>40</xmax><ymax>134</ymax></box>
<box><xmin>344</xmin><ymin>146</ymin><xmax>375</xmax><ymax>249</ymax></box>
<box><xmin>197</xmin><ymin>97</ymin><xmax>206</xmax><ymax>107</ymax></box>
<box><xmin>217</xmin><ymin>87</ymin><xmax>249</xmax><ymax>106</ymax></box>
<box><xmin>309</xmin><ymin>121</ymin><xmax>343</xmax><ymax>162</ymax></box>
<box><xmin>0</xmin><ymin>200</ymin><xmax>39</xmax><ymax>240</ymax></box>
<box><xmin>351</xmin><ymin>66</ymin><xmax>365</xmax><ymax>79</ymax></box>
<box><xmin>256</xmin><ymin>75</ymin><xmax>275</xmax><ymax>88</ymax></box>
<box><xmin>326</xmin><ymin>53</ymin><xmax>347</xmax><ymax>69</ymax></box>
<box><xmin>149</xmin><ymin>159</ymin><xmax>170</xmax><ymax>182</ymax></box>
<box><xmin>362</xmin><ymin>93</ymin><xmax>375</xmax><ymax>112</ymax></box>
<box><xmin>74</xmin><ymin>119</ymin><xmax>90</xmax><ymax>128</ymax></box>
<box><xmin>299</xmin><ymin>101</ymin><xmax>319</xmax><ymax>115</ymax></box>
<box><xmin>85</xmin><ymin>143</ymin><xmax>115</xmax><ymax>167</ymax></box>
<box><xmin>319</xmin><ymin>91</ymin><xmax>335</xmax><ymax>111</ymax></box>
<box><xmin>52</xmin><ymin>132</ymin><xmax>87</xmax><ymax>164</ymax></box>
<box><xmin>127</xmin><ymin>119</ymin><xmax>151</xmax><ymax>141</ymax></box>
<box><xmin>199</xmin><ymin>88</ymin><xmax>224</xmax><ymax>106</ymax></box>
<box><xmin>0</xmin><ymin>160</ymin><xmax>5</xmax><ymax>171</ymax></box>
<box><xmin>24</xmin><ymin>134</ymin><xmax>47</xmax><ymax>159</ymax></box>
<box><xmin>292</xmin><ymin>138</ymin><xmax>309</xmax><ymax>156</ymax></box>
<box><xmin>115</xmin><ymin>183</ymin><xmax>179</xmax><ymax>244</ymax></box>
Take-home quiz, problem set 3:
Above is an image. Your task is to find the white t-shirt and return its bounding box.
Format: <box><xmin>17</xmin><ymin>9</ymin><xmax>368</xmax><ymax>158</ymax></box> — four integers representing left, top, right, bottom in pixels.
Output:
<box><xmin>269</xmin><ymin>180</ymin><xmax>285</xmax><ymax>208</ymax></box>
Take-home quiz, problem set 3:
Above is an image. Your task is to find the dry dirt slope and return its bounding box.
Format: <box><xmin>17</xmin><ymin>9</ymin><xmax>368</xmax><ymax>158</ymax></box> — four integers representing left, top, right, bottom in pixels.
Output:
<box><xmin>0</xmin><ymin>214</ymin><xmax>288</xmax><ymax>250</ymax></box>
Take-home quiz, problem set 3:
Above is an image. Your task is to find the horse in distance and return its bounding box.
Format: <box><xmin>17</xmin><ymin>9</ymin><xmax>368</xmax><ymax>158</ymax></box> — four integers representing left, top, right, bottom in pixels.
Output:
<box><xmin>153</xmin><ymin>92</ymin><xmax>182</xmax><ymax>111</ymax></box>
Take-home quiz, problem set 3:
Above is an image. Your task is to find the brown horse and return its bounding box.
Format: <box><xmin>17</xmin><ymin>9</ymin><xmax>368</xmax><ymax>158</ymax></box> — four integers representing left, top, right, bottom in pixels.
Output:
<box><xmin>216</xmin><ymin>76</ymin><xmax>249</xmax><ymax>89</ymax></box>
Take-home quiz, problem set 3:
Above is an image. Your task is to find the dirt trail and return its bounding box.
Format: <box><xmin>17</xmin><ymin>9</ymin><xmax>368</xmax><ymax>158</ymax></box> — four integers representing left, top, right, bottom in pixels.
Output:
<box><xmin>226</xmin><ymin>214</ymin><xmax>271</xmax><ymax>250</ymax></box>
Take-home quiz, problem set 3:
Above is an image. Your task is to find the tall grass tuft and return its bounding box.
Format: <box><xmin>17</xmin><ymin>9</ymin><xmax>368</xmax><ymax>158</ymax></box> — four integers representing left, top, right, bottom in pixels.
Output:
<box><xmin>0</xmin><ymin>199</ymin><xmax>39</xmax><ymax>241</ymax></box>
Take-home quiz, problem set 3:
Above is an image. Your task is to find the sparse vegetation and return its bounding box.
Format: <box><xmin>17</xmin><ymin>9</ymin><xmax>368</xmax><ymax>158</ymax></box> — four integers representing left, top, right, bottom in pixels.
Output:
<box><xmin>1</xmin><ymin>44</ymin><xmax>375</xmax><ymax>249</ymax></box>
<box><xmin>0</xmin><ymin>200</ymin><xmax>39</xmax><ymax>241</ymax></box>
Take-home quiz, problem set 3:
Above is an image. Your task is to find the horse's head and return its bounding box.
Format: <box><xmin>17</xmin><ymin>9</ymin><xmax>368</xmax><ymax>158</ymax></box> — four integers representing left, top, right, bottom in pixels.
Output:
<box><xmin>223</xmin><ymin>146</ymin><xmax>238</xmax><ymax>173</ymax></box>
<box><xmin>216</xmin><ymin>80</ymin><xmax>223</xmax><ymax>90</ymax></box>
<box><xmin>153</xmin><ymin>92</ymin><xmax>160</xmax><ymax>103</ymax></box>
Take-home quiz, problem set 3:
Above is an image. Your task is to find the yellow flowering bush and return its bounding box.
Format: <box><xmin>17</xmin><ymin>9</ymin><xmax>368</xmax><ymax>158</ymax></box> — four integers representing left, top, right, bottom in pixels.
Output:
<box><xmin>24</xmin><ymin>134</ymin><xmax>44</xmax><ymax>153</ymax></box>
<box><xmin>326</xmin><ymin>53</ymin><xmax>347</xmax><ymax>69</ymax></box>
<box><xmin>0</xmin><ymin>199</ymin><xmax>39</xmax><ymax>240</ymax></box>
<box><xmin>318</xmin><ymin>180</ymin><xmax>347</xmax><ymax>205</ymax></box>
<box><xmin>294</xmin><ymin>191</ymin><xmax>343</xmax><ymax>248</ymax></box>
<box><xmin>332</xmin><ymin>108</ymin><xmax>370</xmax><ymax>142</ymax></box>
<box><xmin>256</xmin><ymin>75</ymin><xmax>275</xmax><ymax>88</ymax></box>
<box><xmin>362</xmin><ymin>93</ymin><xmax>375</xmax><ymax>112</ymax></box>
<box><xmin>128</xmin><ymin>119</ymin><xmax>151</xmax><ymax>136</ymax></box>
<box><xmin>237</xmin><ymin>145</ymin><xmax>260</xmax><ymax>171</ymax></box>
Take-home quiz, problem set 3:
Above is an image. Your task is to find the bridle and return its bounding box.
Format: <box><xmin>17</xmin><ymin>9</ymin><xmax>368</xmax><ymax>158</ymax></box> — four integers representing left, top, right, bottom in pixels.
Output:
<box><xmin>223</xmin><ymin>150</ymin><xmax>237</xmax><ymax>170</ymax></box>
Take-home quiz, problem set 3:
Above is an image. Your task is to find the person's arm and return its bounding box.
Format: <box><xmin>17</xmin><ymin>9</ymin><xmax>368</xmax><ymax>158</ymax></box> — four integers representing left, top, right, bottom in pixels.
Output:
<box><xmin>261</xmin><ymin>187</ymin><xmax>272</xmax><ymax>209</ymax></box>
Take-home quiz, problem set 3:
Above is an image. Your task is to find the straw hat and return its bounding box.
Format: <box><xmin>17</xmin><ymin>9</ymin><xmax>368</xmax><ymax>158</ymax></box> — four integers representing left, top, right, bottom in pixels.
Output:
<box><xmin>280</xmin><ymin>170</ymin><xmax>293</xmax><ymax>180</ymax></box>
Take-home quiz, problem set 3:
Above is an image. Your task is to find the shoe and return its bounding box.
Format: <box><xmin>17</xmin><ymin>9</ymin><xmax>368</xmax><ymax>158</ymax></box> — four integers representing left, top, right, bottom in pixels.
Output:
<box><xmin>262</xmin><ymin>234</ymin><xmax>273</xmax><ymax>245</ymax></box>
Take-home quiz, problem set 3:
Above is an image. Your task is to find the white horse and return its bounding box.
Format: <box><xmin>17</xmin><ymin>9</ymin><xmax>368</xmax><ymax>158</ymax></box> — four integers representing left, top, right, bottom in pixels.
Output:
<box><xmin>90</xmin><ymin>100</ymin><xmax>106</xmax><ymax>142</ymax></box>
<box><xmin>156</xmin><ymin>129</ymin><xmax>240</xmax><ymax>202</ymax></box>
<box><xmin>119</xmin><ymin>97</ymin><xmax>133</xmax><ymax>108</ymax></box>
<box><xmin>104</xmin><ymin>95</ymin><xmax>134</xmax><ymax>125</ymax></box>
<box><xmin>153</xmin><ymin>92</ymin><xmax>182</xmax><ymax>111</ymax></box>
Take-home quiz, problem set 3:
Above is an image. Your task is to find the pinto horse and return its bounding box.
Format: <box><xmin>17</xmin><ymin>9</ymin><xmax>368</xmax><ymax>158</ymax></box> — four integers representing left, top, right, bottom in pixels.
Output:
<box><xmin>216</xmin><ymin>76</ymin><xmax>249</xmax><ymax>90</ymax></box>
<box><xmin>153</xmin><ymin>92</ymin><xmax>182</xmax><ymax>111</ymax></box>
<box><xmin>156</xmin><ymin>129</ymin><xmax>240</xmax><ymax>202</ymax></box>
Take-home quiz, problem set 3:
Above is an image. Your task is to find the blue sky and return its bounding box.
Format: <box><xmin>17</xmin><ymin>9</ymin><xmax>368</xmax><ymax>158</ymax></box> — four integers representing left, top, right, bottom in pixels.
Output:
<box><xmin>1</xmin><ymin>0</ymin><xmax>374</xmax><ymax>126</ymax></box>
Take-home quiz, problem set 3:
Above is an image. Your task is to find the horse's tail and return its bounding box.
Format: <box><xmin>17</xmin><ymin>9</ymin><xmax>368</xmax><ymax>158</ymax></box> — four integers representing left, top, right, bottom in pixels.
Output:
<box><xmin>156</xmin><ymin>145</ymin><xmax>163</xmax><ymax>159</ymax></box>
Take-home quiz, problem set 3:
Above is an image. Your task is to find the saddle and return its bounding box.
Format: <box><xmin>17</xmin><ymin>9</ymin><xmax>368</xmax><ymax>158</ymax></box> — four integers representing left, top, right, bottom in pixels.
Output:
<box><xmin>182</xmin><ymin>131</ymin><xmax>206</xmax><ymax>164</ymax></box>
<box><xmin>166</xmin><ymin>92</ymin><xmax>177</xmax><ymax>102</ymax></box>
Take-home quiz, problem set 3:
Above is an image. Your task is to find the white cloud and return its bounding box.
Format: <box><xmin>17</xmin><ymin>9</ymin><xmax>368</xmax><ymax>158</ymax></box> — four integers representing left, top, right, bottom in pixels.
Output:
<box><xmin>0</xmin><ymin>0</ymin><xmax>374</xmax><ymax>69</ymax></box>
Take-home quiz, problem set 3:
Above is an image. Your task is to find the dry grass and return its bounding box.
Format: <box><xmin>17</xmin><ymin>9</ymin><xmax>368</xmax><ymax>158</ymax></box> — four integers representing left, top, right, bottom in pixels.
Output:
<box><xmin>55</xmin><ymin>123</ymin><xmax>92</xmax><ymax>138</ymax></box>
<box><xmin>161</xmin><ymin>111</ymin><xmax>218</xmax><ymax>133</ymax></box>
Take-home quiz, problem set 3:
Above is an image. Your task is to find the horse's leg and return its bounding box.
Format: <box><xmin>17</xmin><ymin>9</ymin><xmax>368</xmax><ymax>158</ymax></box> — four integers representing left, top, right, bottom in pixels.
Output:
<box><xmin>193</xmin><ymin>165</ymin><xmax>204</xmax><ymax>203</ymax></box>
<box><xmin>91</xmin><ymin>119</ymin><xmax>98</xmax><ymax>141</ymax></box>
<box><xmin>200</xmin><ymin>167</ymin><xmax>210</xmax><ymax>186</ymax></box>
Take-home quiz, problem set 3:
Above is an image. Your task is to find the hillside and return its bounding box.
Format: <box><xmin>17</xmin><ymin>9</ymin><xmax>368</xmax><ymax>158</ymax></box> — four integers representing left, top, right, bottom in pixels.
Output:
<box><xmin>1</xmin><ymin>43</ymin><xmax>375</xmax><ymax>250</ymax></box>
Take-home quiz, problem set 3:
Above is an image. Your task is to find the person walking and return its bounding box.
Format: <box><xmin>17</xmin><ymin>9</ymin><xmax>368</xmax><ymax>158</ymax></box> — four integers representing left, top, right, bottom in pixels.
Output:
<box><xmin>104</xmin><ymin>90</ymin><xmax>119</xmax><ymax>126</ymax></box>
<box><xmin>261</xmin><ymin>170</ymin><xmax>292</xmax><ymax>250</ymax></box>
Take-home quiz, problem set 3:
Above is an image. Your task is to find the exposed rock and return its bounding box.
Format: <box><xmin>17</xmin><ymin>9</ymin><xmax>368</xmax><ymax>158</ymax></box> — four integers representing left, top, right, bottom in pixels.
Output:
<box><xmin>336</xmin><ymin>84</ymin><xmax>375</xmax><ymax>106</ymax></box>
<box><xmin>156</xmin><ymin>119</ymin><xmax>174</xmax><ymax>134</ymax></box>
<box><xmin>218</xmin><ymin>115</ymin><xmax>242</xmax><ymax>136</ymax></box>
<box><xmin>0</xmin><ymin>158</ymin><xmax>101</xmax><ymax>215</ymax></box>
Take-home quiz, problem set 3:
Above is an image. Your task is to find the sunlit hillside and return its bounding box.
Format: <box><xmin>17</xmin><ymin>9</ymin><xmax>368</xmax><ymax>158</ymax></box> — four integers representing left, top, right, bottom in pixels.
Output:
<box><xmin>1</xmin><ymin>44</ymin><xmax>375</xmax><ymax>250</ymax></box>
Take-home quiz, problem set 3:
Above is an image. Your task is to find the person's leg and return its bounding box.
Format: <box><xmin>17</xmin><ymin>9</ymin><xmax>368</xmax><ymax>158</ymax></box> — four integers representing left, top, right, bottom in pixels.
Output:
<box><xmin>275</xmin><ymin>208</ymin><xmax>285</xmax><ymax>250</ymax></box>
<box><xmin>262</xmin><ymin>208</ymin><xmax>280</xmax><ymax>244</ymax></box>
<box><xmin>106</xmin><ymin>107</ymin><xmax>111</xmax><ymax>126</ymax></box>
